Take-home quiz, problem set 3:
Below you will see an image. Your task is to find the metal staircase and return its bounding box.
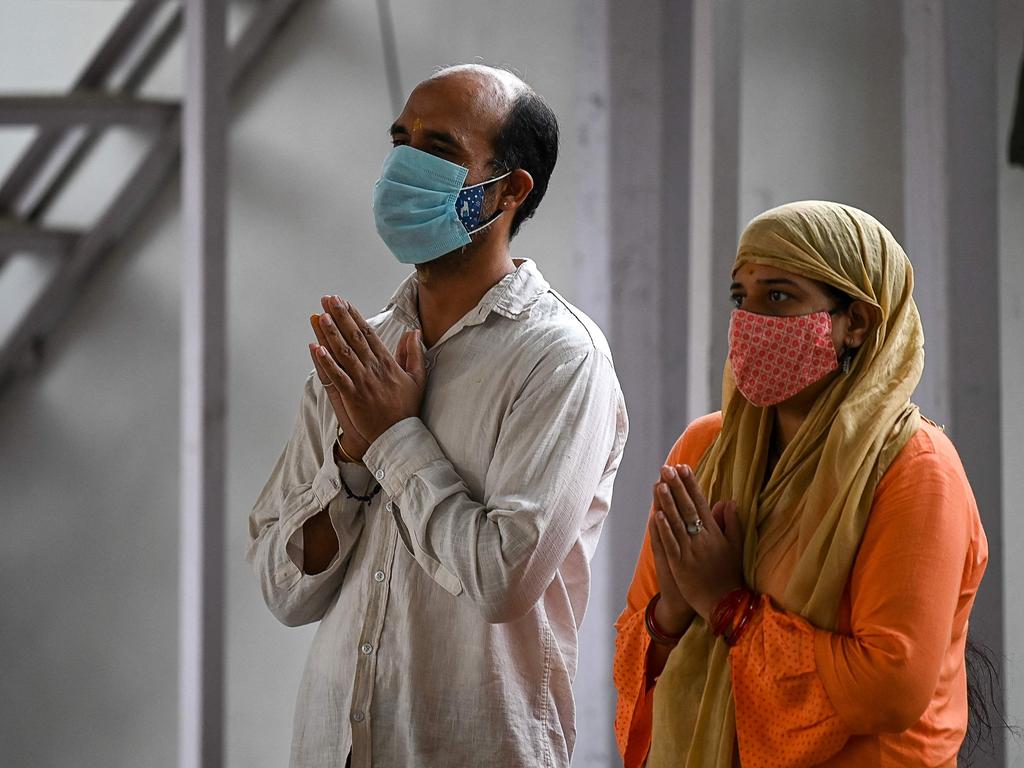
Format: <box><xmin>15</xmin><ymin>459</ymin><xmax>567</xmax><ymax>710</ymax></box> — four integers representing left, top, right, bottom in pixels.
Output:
<box><xmin>0</xmin><ymin>0</ymin><xmax>307</xmax><ymax>389</ymax></box>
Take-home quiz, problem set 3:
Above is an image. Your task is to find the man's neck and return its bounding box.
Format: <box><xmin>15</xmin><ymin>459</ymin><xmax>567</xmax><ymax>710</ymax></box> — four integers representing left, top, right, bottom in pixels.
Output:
<box><xmin>415</xmin><ymin>243</ymin><xmax>516</xmax><ymax>347</ymax></box>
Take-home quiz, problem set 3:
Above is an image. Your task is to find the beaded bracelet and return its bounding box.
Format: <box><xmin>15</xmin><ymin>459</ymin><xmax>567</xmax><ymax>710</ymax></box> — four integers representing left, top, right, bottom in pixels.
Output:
<box><xmin>644</xmin><ymin>593</ymin><xmax>684</xmax><ymax>645</ymax></box>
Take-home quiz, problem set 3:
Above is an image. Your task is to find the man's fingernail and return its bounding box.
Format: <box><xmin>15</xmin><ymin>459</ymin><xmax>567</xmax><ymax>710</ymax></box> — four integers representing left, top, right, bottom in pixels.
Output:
<box><xmin>666</xmin><ymin>466</ymin><xmax>677</xmax><ymax>479</ymax></box>
<box><xmin>680</xmin><ymin>465</ymin><xmax>691</xmax><ymax>478</ymax></box>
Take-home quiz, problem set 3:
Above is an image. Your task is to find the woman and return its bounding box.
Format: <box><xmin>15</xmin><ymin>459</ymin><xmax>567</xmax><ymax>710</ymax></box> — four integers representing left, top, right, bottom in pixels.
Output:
<box><xmin>613</xmin><ymin>201</ymin><xmax>988</xmax><ymax>767</ymax></box>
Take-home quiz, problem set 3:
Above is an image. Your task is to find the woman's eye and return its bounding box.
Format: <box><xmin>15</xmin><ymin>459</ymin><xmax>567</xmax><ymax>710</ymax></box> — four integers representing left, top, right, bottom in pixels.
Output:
<box><xmin>768</xmin><ymin>290</ymin><xmax>790</xmax><ymax>303</ymax></box>
<box><xmin>730</xmin><ymin>294</ymin><xmax>744</xmax><ymax>308</ymax></box>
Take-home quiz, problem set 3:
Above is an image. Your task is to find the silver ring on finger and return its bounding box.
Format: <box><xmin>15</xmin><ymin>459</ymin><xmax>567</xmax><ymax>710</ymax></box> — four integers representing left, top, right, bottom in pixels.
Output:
<box><xmin>685</xmin><ymin>518</ymin><xmax>705</xmax><ymax>536</ymax></box>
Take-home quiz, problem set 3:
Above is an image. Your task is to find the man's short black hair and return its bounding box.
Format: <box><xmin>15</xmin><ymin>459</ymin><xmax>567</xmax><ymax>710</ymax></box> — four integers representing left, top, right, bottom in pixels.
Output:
<box><xmin>490</xmin><ymin>89</ymin><xmax>559</xmax><ymax>239</ymax></box>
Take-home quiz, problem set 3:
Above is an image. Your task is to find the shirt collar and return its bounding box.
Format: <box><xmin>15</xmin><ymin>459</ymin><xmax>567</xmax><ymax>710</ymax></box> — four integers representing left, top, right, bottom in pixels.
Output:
<box><xmin>385</xmin><ymin>259</ymin><xmax>550</xmax><ymax>330</ymax></box>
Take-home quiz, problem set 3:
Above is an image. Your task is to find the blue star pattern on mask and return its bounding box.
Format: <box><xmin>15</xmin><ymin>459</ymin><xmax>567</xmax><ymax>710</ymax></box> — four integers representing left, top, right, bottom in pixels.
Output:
<box><xmin>455</xmin><ymin>185</ymin><xmax>486</xmax><ymax>232</ymax></box>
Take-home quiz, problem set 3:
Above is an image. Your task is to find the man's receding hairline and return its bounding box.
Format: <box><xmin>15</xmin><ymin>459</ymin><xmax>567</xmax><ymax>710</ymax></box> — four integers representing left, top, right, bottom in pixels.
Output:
<box><xmin>425</xmin><ymin>64</ymin><xmax>532</xmax><ymax>108</ymax></box>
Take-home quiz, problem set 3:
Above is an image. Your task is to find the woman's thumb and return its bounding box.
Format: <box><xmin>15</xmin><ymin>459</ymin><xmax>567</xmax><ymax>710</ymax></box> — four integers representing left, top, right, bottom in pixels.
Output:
<box><xmin>724</xmin><ymin>501</ymin><xmax>743</xmax><ymax>546</ymax></box>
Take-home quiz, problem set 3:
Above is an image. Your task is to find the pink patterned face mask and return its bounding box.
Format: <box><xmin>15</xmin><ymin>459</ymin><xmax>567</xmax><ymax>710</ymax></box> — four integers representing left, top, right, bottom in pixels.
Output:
<box><xmin>728</xmin><ymin>309</ymin><xmax>839</xmax><ymax>407</ymax></box>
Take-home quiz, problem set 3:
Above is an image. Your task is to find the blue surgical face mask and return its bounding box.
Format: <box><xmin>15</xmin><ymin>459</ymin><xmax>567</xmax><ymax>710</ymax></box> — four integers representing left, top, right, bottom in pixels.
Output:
<box><xmin>372</xmin><ymin>145</ymin><xmax>511</xmax><ymax>265</ymax></box>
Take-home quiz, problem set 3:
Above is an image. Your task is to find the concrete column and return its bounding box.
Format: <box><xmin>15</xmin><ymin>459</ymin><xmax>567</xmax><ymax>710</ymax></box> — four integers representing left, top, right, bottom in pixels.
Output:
<box><xmin>688</xmin><ymin>0</ymin><xmax>742</xmax><ymax>417</ymax></box>
<box><xmin>944</xmin><ymin>5</ymin><xmax>1004</xmax><ymax>765</ymax></box>
<box><xmin>902</xmin><ymin>1</ymin><xmax>1004</xmax><ymax>764</ymax></box>
<box><xmin>180</xmin><ymin>1</ymin><xmax>228</xmax><ymax>766</ymax></box>
<box><xmin>572</xmin><ymin>2</ymin><xmax>739</xmax><ymax>764</ymax></box>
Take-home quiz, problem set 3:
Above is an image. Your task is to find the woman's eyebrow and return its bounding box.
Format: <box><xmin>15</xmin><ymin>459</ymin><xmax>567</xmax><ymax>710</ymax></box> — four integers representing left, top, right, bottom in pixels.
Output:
<box><xmin>756</xmin><ymin>278</ymin><xmax>802</xmax><ymax>288</ymax></box>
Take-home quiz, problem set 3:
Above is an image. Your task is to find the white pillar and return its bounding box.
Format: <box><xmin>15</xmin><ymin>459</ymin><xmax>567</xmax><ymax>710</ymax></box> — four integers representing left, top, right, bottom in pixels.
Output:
<box><xmin>902</xmin><ymin>1</ymin><xmax>1004</xmax><ymax>763</ymax></box>
<box><xmin>572</xmin><ymin>2</ymin><xmax>739</xmax><ymax>763</ymax></box>
<box><xmin>180</xmin><ymin>1</ymin><xmax>227</xmax><ymax>766</ymax></box>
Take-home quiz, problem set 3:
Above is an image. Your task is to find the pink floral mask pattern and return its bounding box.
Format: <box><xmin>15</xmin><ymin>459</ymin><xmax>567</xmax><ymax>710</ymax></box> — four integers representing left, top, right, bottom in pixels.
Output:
<box><xmin>728</xmin><ymin>309</ymin><xmax>839</xmax><ymax>407</ymax></box>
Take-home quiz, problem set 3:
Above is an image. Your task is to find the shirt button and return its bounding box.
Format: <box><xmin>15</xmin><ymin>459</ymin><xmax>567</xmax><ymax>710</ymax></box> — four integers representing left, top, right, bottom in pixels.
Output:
<box><xmin>374</xmin><ymin>469</ymin><xmax>385</xmax><ymax>481</ymax></box>
<box><xmin>331</xmin><ymin>478</ymin><xmax>339</xmax><ymax>489</ymax></box>
<box><xmin>361</xmin><ymin>642</ymin><xmax>374</xmax><ymax>655</ymax></box>
<box><xmin>352</xmin><ymin>710</ymin><xmax>364</xmax><ymax>723</ymax></box>
<box><xmin>373</xmin><ymin>570</ymin><xmax>386</xmax><ymax>583</ymax></box>
<box><xmin>385</xmin><ymin>501</ymin><xmax>394</xmax><ymax>513</ymax></box>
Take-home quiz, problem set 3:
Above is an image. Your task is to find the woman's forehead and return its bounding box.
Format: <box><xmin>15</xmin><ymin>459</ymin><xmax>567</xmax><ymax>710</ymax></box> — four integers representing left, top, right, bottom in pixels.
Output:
<box><xmin>731</xmin><ymin>261</ymin><xmax>810</xmax><ymax>283</ymax></box>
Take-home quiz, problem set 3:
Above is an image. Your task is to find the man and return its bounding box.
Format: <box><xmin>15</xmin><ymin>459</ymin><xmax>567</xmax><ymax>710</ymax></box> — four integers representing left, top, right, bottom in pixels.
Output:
<box><xmin>248</xmin><ymin>64</ymin><xmax>627</xmax><ymax>768</ymax></box>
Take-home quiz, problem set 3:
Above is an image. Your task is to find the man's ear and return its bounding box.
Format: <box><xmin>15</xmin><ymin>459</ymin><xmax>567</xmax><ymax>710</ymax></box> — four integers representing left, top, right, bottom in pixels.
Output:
<box><xmin>845</xmin><ymin>300</ymin><xmax>876</xmax><ymax>350</ymax></box>
<box><xmin>500</xmin><ymin>168</ymin><xmax>533</xmax><ymax>213</ymax></box>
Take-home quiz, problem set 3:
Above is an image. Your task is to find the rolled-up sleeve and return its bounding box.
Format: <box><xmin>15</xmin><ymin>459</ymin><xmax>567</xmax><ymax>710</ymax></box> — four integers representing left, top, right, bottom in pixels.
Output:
<box><xmin>246</xmin><ymin>372</ymin><xmax>370</xmax><ymax>627</ymax></box>
<box><xmin>363</xmin><ymin>348</ymin><xmax>622</xmax><ymax>624</ymax></box>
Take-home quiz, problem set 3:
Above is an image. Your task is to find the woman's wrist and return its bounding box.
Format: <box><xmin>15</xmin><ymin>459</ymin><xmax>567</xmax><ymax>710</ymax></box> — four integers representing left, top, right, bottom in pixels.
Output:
<box><xmin>654</xmin><ymin>596</ymin><xmax>695</xmax><ymax>638</ymax></box>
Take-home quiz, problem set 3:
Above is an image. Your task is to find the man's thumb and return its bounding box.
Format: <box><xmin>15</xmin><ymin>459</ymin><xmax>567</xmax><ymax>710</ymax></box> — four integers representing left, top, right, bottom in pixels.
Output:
<box><xmin>401</xmin><ymin>329</ymin><xmax>426</xmax><ymax>385</ymax></box>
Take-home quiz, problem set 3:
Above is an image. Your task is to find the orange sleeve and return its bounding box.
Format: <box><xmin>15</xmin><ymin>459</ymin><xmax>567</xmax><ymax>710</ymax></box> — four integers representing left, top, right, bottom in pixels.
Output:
<box><xmin>730</xmin><ymin>599</ymin><xmax>849</xmax><ymax>765</ymax></box>
<box><xmin>613</xmin><ymin>414</ymin><xmax>722</xmax><ymax>767</ymax></box>
<box><xmin>728</xmin><ymin>427</ymin><xmax>982</xmax><ymax>766</ymax></box>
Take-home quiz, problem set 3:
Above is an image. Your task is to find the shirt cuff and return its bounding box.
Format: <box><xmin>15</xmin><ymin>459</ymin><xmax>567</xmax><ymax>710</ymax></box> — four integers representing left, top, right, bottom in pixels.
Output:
<box><xmin>362</xmin><ymin>417</ymin><xmax>446</xmax><ymax>499</ymax></box>
<box><xmin>282</xmin><ymin>456</ymin><xmax>366</xmax><ymax>569</ymax></box>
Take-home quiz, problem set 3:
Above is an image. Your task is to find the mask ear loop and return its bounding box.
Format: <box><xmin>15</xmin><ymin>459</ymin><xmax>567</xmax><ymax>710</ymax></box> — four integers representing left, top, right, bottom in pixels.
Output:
<box><xmin>461</xmin><ymin>170</ymin><xmax>513</xmax><ymax>235</ymax></box>
<box><xmin>460</xmin><ymin>170</ymin><xmax>512</xmax><ymax>191</ymax></box>
<box><xmin>466</xmin><ymin>209</ymin><xmax>504</xmax><ymax>235</ymax></box>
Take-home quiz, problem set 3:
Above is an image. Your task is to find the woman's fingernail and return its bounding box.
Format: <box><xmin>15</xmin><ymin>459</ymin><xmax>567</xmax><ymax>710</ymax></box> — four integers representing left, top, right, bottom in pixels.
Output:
<box><xmin>321</xmin><ymin>312</ymin><xmax>332</xmax><ymax>325</ymax></box>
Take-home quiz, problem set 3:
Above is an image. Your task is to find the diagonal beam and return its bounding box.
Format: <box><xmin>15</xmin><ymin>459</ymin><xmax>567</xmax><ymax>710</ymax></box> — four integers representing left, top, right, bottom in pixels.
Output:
<box><xmin>21</xmin><ymin>8</ymin><xmax>184</xmax><ymax>223</ymax></box>
<box><xmin>0</xmin><ymin>0</ymin><xmax>166</xmax><ymax>214</ymax></box>
<box><xmin>0</xmin><ymin>94</ymin><xmax>179</xmax><ymax>129</ymax></box>
<box><xmin>0</xmin><ymin>0</ymin><xmax>308</xmax><ymax>388</ymax></box>
<box><xmin>0</xmin><ymin>221</ymin><xmax>82</xmax><ymax>259</ymax></box>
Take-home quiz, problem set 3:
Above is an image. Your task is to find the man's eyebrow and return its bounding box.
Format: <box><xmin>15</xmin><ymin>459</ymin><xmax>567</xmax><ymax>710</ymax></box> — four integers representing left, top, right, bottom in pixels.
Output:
<box><xmin>389</xmin><ymin>122</ymin><xmax>463</xmax><ymax>149</ymax></box>
<box><xmin>421</xmin><ymin>129</ymin><xmax>463</xmax><ymax>148</ymax></box>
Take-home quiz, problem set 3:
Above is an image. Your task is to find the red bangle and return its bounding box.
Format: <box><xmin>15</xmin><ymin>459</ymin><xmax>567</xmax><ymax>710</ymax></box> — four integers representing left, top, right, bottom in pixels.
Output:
<box><xmin>644</xmin><ymin>593</ymin><xmax>684</xmax><ymax>645</ymax></box>
<box><xmin>724</xmin><ymin>593</ymin><xmax>759</xmax><ymax>646</ymax></box>
<box><xmin>710</xmin><ymin>588</ymin><xmax>747</xmax><ymax>636</ymax></box>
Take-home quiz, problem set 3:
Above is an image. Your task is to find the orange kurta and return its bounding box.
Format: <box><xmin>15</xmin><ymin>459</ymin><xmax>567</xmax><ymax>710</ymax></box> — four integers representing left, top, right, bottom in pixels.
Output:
<box><xmin>613</xmin><ymin>413</ymin><xmax>988</xmax><ymax>768</ymax></box>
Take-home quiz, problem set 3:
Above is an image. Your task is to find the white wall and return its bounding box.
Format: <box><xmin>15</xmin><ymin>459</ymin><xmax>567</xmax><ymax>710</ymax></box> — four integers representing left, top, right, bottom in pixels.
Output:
<box><xmin>739</xmin><ymin>0</ymin><xmax>904</xmax><ymax>235</ymax></box>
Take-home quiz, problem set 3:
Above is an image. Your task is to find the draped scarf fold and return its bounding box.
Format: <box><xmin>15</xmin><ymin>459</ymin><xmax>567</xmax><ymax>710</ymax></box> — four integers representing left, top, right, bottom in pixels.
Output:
<box><xmin>648</xmin><ymin>201</ymin><xmax>925</xmax><ymax>768</ymax></box>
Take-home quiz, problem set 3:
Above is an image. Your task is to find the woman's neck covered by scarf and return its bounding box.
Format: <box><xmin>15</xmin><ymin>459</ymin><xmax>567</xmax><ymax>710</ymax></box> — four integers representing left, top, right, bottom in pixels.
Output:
<box><xmin>649</xmin><ymin>200</ymin><xmax>925</xmax><ymax>768</ymax></box>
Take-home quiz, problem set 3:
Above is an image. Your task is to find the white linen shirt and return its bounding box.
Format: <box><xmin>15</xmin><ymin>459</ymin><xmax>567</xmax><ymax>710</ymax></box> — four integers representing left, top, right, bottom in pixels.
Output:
<box><xmin>248</xmin><ymin>259</ymin><xmax>627</xmax><ymax>768</ymax></box>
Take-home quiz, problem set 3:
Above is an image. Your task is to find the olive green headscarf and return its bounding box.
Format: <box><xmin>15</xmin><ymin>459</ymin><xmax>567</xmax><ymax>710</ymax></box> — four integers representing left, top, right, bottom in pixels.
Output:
<box><xmin>648</xmin><ymin>201</ymin><xmax>924</xmax><ymax>767</ymax></box>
